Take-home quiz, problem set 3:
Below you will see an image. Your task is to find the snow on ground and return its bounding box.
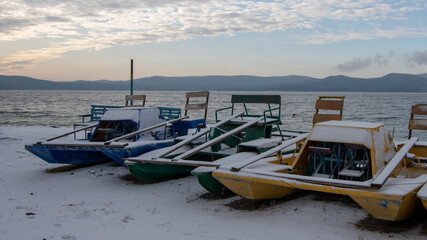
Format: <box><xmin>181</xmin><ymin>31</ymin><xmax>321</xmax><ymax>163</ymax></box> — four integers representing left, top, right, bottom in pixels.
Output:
<box><xmin>0</xmin><ymin>126</ymin><xmax>425</xmax><ymax>240</ymax></box>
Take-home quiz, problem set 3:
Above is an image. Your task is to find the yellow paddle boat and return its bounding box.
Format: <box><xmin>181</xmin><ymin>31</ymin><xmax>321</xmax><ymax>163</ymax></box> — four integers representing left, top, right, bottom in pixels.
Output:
<box><xmin>213</xmin><ymin>120</ymin><xmax>427</xmax><ymax>221</ymax></box>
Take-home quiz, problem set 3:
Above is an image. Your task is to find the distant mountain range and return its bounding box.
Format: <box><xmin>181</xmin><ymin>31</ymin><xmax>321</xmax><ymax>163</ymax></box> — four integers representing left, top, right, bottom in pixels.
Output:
<box><xmin>1</xmin><ymin>73</ymin><xmax>427</xmax><ymax>92</ymax></box>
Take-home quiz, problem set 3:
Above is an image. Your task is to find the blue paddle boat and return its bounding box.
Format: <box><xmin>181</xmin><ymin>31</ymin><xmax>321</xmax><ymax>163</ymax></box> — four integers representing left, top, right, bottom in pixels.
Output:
<box><xmin>25</xmin><ymin>107</ymin><xmax>205</xmax><ymax>165</ymax></box>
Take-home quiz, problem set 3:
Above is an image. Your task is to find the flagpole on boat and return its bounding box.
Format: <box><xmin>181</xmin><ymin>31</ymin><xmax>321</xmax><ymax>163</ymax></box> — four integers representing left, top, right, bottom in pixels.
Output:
<box><xmin>130</xmin><ymin>59</ymin><xmax>134</xmax><ymax>106</ymax></box>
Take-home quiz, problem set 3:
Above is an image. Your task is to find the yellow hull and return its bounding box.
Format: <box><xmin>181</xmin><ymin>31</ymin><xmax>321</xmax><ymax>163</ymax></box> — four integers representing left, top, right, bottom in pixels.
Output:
<box><xmin>215</xmin><ymin>171</ymin><xmax>298</xmax><ymax>199</ymax></box>
<box><xmin>417</xmin><ymin>183</ymin><xmax>427</xmax><ymax>210</ymax></box>
<box><xmin>214</xmin><ymin>169</ymin><xmax>425</xmax><ymax>221</ymax></box>
<box><xmin>350</xmin><ymin>191</ymin><xmax>420</xmax><ymax>221</ymax></box>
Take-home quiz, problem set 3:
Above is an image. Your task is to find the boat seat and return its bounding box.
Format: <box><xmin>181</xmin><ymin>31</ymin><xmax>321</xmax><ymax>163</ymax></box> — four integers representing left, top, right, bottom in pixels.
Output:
<box><xmin>313</xmin><ymin>96</ymin><xmax>345</xmax><ymax>124</ymax></box>
<box><xmin>340</xmin><ymin>144</ymin><xmax>370</xmax><ymax>180</ymax></box>
<box><xmin>308</xmin><ymin>146</ymin><xmax>332</xmax><ymax>154</ymax></box>
<box><xmin>408</xmin><ymin>104</ymin><xmax>427</xmax><ymax>139</ymax></box>
<box><xmin>125</xmin><ymin>95</ymin><xmax>146</xmax><ymax>107</ymax></box>
<box><xmin>338</xmin><ymin>169</ymin><xmax>365</xmax><ymax>178</ymax></box>
<box><xmin>230</xmin><ymin>117</ymin><xmax>279</xmax><ymax>124</ymax></box>
<box><xmin>214</xmin><ymin>94</ymin><xmax>284</xmax><ymax>139</ymax></box>
<box><xmin>184</xmin><ymin>91</ymin><xmax>209</xmax><ymax>119</ymax></box>
<box><xmin>97</xmin><ymin>128</ymin><xmax>118</xmax><ymax>141</ymax></box>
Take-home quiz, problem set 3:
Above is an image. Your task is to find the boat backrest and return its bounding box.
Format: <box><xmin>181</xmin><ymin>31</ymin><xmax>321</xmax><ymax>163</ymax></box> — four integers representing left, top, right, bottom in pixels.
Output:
<box><xmin>408</xmin><ymin>104</ymin><xmax>427</xmax><ymax>139</ymax></box>
<box><xmin>90</xmin><ymin>105</ymin><xmax>122</xmax><ymax>121</ymax></box>
<box><xmin>184</xmin><ymin>91</ymin><xmax>209</xmax><ymax>119</ymax></box>
<box><xmin>125</xmin><ymin>95</ymin><xmax>146</xmax><ymax>107</ymax></box>
<box><xmin>158</xmin><ymin>107</ymin><xmax>182</xmax><ymax>120</ymax></box>
<box><xmin>231</xmin><ymin>95</ymin><xmax>281</xmax><ymax>105</ymax></box>
<box><xmin>313</xmin><ymin>96</ymin><xmax>345</xmax><ymax>124</ymax></box>
<box><xmin>215</xmin><ymin>95</ymin><xmax>282</xmax><ymax>124</ymax></box>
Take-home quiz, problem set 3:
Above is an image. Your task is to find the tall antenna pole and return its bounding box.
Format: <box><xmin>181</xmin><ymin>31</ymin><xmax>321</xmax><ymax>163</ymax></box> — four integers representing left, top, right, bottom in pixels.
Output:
<box><xmin>130</xmin><ymin>59</ymin><xmax>134</xmax><ymax>106</ymax></box>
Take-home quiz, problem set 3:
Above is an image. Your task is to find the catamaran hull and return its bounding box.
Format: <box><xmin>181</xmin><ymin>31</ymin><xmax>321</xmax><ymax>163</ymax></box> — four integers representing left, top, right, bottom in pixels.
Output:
<box><xmin>128</xmin><ymin>162</ymin><xmax>196</xmax><ymax>182</ymax></box>
<box><xmin>192</xmin><ymin>148</ymin><xmax>298</xmax><ymax>196</ymax></box>
<box><xmin>25</xmin><ymin>144</ymin><xmax>110</xmax><ymax>164</ymax></box>
<box><xmin>26</xmin><ymin>141</ymin><xmax>177</xmax><ymax>166</ymax></box>
<box><xmin>417</xmin><ymin>183</ymin><xmax>427</xmax><ymax>210</ymax></box>
<box><xmin>101</xmin><ymin>142</ymin><xmax>174</xmax><ymax>166</ymax></box>
<box><xmin>213</xmin><ymin>169</ymin><xmax>425</xmax><ymax>221</ymax></box>
<box><xmin>422</xmin><ymin>198</ymin><xmax>427</xmax><ymax>210</ymax></box>
<box><xmin>192</xmin><ymin>172</ymin><xmax>229</xmax><ymax>195</ymax></box>
<box><xmin>213</xmin><ymin>170</ymin><xmax>298</xmax><ymax>199</ymax></box>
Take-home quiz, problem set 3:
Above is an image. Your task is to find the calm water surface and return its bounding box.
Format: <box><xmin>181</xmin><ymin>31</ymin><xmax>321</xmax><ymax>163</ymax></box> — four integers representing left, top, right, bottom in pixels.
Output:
<box><xmin>1</xmin><ymin>90</ymin><xmax>426</xmax><ymax>140</ymax></box>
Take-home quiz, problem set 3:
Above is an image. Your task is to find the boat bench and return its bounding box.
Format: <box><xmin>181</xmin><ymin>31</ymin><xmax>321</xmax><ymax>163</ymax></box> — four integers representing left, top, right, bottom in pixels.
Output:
<box><xmin>214</xmin><ymin>95</ymin><xmax>284</xmax><ymax>140</ymax></box>
<box><xmin>73</xmin><ymin>105</ymin><xmax>122</xmax><ymax>139</ymax></box>
<box><xmin>76</xmin><ymin>105</ymin><xmax>122</xmax><ymax>125</ymax></box>
<box><xmin>313</xmin><ymin>96</ymin><xmax>345</xmax><ymax>124</ymax></box>
<box><xmin>408</xmin><ymin>104</ymin><xmax>427</xmax><ymax>139</ymax></box>
<box><xmin>215</xmin><ymin>95</ymin><xmax>282</xmax><ymax>125</ymax></box>
<box><xmin>158</xmin><ymin>107</ymin><xmax>182</xmax><ymax>120</ymax></box>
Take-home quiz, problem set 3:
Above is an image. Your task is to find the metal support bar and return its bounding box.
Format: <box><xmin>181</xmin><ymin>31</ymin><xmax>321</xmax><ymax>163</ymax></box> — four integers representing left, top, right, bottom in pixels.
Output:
<box><xmin>36</xmin><ymin>142</ymin><xmax>128</xmax><ymax>148</ymax></box>
<box><xmin>45</xmin><ymin>123</ymin><xmax>98</xmax><ymax>142</ymax></box>
<box><xmin>124</xmin><ymin>158</ymin><xmax>220</xmax><ymax>167</ymax></box>
<box><xmin>371</xmin><ymin>137</ymin><xmax>418</xmax><ymax>188</ymax></box>
<box><xmin>151</xmin><ymin>112</ymin><xmax>245</xmax><ymax>159</ymax></box>
<box><xmin>236</xmin><ymin>168</ymin><xmax>373</xmax><ymax>189</ymax></box>
<box><xmin>130</xmin><ymin>59</ymin><xmax>133</xmax><ymax>106</ymax></box>
<box><xmin>172</xmin><ymin>116</ymin><xmax>263</xmax><ymax>161</ymax></box>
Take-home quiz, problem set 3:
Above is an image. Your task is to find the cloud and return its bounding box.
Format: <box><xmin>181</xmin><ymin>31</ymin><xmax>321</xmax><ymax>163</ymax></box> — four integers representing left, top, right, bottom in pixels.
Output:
<box><xmin>337</xmin><ymin>52</ymin><xmax>395</xmax><ymax>72</ymax></box>
<box><xmin>0</xmin><ymin>60</ymin><xmax>34</xmax><ymax>71</ymax></box>
<box><xmin>0</xmin><ymin>0</ymin><xmax>426</xmax><ymax>72</ymax></box>
<box><xmin>0</xmin><ymin>18</ymin><xmax>35</xmax><ymax>33</ymax></box>
<box><xmin>406</xmin><ymin>50</ymin><xmax>427</xmax><ymax>66</ymax></box>
<box><xmin>303</xmin><ymin>28</ymin><xmax>427</xmax><ymax>44</ymax></box>
<box><xmin>45</xmin><ymin>16</ymin><xmax>70</xmax><ymax>23</ymax></box>
<box><xmin>373</xmin><ymin>52</ymin><xmax>394</xmax><ymax>67</ymax></box>
<box><xmin>337</xmin><ymin>57</ymin><xmax>372</xmax><ymax>72</ymax></box>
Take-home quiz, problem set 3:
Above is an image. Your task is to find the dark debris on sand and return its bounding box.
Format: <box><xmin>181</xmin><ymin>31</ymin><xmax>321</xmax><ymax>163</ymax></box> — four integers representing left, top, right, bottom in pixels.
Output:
<box><xmin>199</xmin><ymin>191</ymin><xmax>236</xmax><ymax>200</ymax></box>
<box><xmin>355</xmin><ymin>209</ymin><xmax>427</xmax><ymax>234</ymax></box>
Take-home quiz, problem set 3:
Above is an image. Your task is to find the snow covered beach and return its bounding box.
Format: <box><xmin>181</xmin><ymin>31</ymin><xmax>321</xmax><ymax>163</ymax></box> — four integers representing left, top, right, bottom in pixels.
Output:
<box><xmin>0</xmin><ymin>125</ymin><xmax>425</xmax><ymax>239</ymax></box>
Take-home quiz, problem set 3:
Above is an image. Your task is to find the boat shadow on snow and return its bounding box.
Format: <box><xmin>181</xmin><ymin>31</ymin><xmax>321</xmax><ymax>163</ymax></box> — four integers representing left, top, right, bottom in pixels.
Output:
<box><xmin>355</xmin><ymin>210</ymin><xmax>427</xmax><ymax>234</ymax></box>
<box><xmin>44</xmin><ymin>160</ymin><xmax>114</xmax><ymax>173</ymax></box>
<box><xmin>225</xmin><ymin>190</ymin><xmax>426</xmax><ymax>234</ymax></box>
<box><xmin>225</xmin><ymin>191</ymin><xmax>311</xmax><ymax>211</ymax></box>
<box><xmin>118</xmin><ymin>173</ymin><xmax>192</xmax><ymax>185</ymax></box>
<box><xmin>224</xmin><ymin>191</ymin><xmax>355</xmax><ymax>211</ymax></box>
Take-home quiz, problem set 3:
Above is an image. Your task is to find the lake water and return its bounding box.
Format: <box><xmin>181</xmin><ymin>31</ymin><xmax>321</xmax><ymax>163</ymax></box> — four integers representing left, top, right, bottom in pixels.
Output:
<box><xmin>1</xmin><ymin>90</ymin><xmax>426</xmax><ymax>140</ymax></box>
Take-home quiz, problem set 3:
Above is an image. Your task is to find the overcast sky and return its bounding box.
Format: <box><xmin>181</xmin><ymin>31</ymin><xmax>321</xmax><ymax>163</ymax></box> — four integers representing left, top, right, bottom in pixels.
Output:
<box><xmin>0</xmin><ymin>0</ymin><xmax>426</xmax><ymax>81</ymax></box>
